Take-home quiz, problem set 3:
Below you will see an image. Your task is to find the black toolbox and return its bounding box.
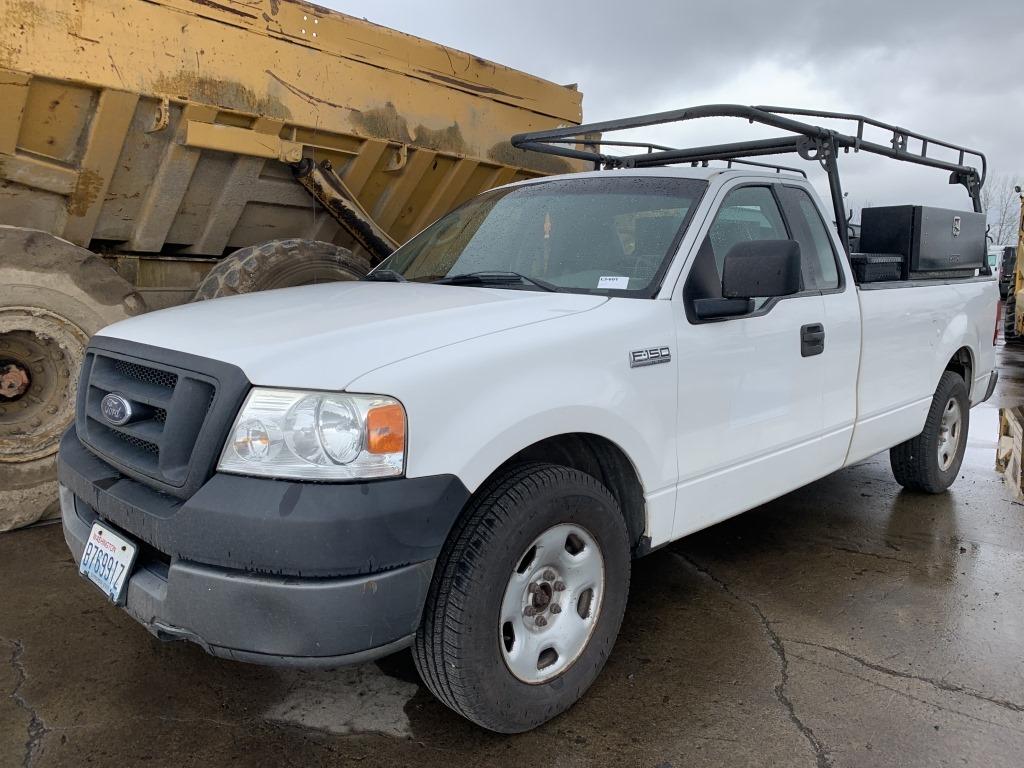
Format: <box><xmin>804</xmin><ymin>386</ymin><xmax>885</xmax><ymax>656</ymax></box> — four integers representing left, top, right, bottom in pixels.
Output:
<box><xmin>849</xmin><ymin>253</ymin><xmax>905</xmax><ymax>283</ymax></box>
<box><xmin>859</xmin><ymin>205</ymin><xmax>985</xmax><ymax>278</ymax></box>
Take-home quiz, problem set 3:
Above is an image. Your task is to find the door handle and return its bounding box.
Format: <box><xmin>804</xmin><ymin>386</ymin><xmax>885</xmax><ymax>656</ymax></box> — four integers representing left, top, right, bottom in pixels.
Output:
<box><xmin>800</xmin><ymin>323</ymin><xmax>825</xmax><ymax>357</ymax></box>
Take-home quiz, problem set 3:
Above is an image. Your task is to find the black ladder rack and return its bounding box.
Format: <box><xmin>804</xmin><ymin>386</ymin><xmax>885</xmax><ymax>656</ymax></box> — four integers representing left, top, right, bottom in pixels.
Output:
<box><xmin>511</xmin><ymin>104</ymin><xmax>987</xmax><ymax>255</ymax></box>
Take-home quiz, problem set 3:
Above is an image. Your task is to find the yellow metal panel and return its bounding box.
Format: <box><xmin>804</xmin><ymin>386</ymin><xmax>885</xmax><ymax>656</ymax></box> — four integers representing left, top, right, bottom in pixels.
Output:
<box><xmin>1016</xmin><ymin>194</ymin><xmax>1024</xmax><ymax>336</ymax></box>
<box><xmin>183</xmin><ymin>155</ymin><xmax>267</xmax><ymax>255</ymax></box>
<box><xmin>16</xmin><ymin>79</ymin><xmax>94</xmax><ymax>163</ymax></box>
<box><xmin>340</xmin><ymin>140</ymin><xmax>390</xmax><ymax>197</ymax></box>
<box><xmin>0</xmin><ymin>152</ymin><xmax>77</xmax><ymax>195</ymax></box>
<box><xmin>0</xmin><ymin>68</ymin><xmax>30</xmax><ymax>154</ymax></box>
<box><xmin>1</xmin><ymin>0</ymin><xmax>581</xmax><ymax>174</ymax></box>
<box><xmin>147</xmin><ymin>0</ymin><xmax>581</xmax><ymax>123</ymax></box>
<box><xmin>460</xmin><ymin>163</ymin><xmax>513</xmax><ymax>206</ymax></box>
<box><xmin>183</xmin><ymin>116</ymin><xmax>283</xmax><ymax>255</ymax></box>
<box><xmin>247</xmin><ymin>178</ymin><xmax>311</xmax><ymax>207</ymax></box>
<box><xmin>61</xmin><ymin>88</ymin><xmax>140</xmax><ymax>245</ymax></box>
<box><xmin>373</xmin><ymin>148</ymin><xmax>437</xmax><ymax>233</ymax></box>
<box><xmin>129</xmin><ymin>104</ymin><xmax>218</xmax><ymax>252</ymax></box>
<box><xmin>184</xmin><ymin>120</ymin><xmax>303</xmax><ymax>162</ymax></box>
<box><xmin>406</xmin><ymin>158</ymin><xmax>481</xmax><ymax>235</ymax></box>
<box><xmin>488</xmin><ymin>166</ymin><xmax>521</xmax><ymax>189</ymax></box>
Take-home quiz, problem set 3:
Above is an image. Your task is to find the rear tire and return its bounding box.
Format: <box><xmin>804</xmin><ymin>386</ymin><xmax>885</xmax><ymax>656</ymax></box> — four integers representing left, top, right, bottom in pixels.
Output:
<box><xmin>191</xmin><ymin>239</ymin><xmax>370</xmax><ymax>301</ymax></box>
<box><xmin>890</xmin><ymin>371</ymin><xmax>969</xmax><ymax>494</ymax></box>
<box><xmin>413</xmin><ymin>463</ymin><xmax>630</xmax><ymax>733</ymax></box>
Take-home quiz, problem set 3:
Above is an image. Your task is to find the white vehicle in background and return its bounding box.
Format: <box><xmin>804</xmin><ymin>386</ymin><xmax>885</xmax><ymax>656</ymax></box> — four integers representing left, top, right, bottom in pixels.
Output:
<box><xmin>988</xmin><ymin>247</ymin><xmax>1002</xmax><ymax>282</ymax></box>
<box><xmin>59</xmin><ymin>106</ymin><xmax>998</xmax><ymax>732</ymax></box>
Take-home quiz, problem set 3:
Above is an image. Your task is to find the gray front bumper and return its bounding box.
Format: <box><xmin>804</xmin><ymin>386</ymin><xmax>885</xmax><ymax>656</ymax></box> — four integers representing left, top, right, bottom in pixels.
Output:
<box><xmin>61</xmin><ymin>485</ymin><xmax>431</xmax><ymax>667</ymax></box>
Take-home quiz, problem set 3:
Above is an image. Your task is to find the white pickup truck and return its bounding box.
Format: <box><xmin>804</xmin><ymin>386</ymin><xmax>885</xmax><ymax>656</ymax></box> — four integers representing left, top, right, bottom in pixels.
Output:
<box><xmin>59</xmin><ymin>106</ymin><xmax>998</xmax><ymax>733</ymax></box>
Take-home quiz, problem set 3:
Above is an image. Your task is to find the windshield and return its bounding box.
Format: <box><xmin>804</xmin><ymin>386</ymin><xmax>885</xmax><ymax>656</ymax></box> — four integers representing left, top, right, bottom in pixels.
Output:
<box><xmin>370</xmin><ymin>176</ymin><xmax>707</xmax><ymax>296</ymax></box>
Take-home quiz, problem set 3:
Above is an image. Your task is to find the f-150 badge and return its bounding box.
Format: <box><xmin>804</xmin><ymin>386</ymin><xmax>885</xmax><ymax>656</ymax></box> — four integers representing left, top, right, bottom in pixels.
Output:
<box><xmin>629</xmin><ymin>347</ymin><xmax>671</xmax><ymax>368</ymax></box>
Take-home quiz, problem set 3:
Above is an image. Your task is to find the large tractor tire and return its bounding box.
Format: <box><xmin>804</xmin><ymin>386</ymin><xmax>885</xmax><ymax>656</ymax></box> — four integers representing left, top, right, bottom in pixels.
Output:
<box><xmin>1003</xmin><ymin>296</ymin><xmax>1021</xmax><ymax>344</ymax></box>
<box><xmin>0</xmin><ymin>227</ymin><xmax>145</xmax><ymax>531</ymax></box>
<box><xmin>191</xmin><ymin>239</ymin><xmax>370</xmax><ymax>301</ymax></box>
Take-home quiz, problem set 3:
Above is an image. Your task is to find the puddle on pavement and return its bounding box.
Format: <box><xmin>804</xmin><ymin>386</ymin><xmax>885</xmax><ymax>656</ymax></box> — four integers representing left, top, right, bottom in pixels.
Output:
<box><xmin>263</xmin><ymin>663</ymin><xmax>419</xmax><ymax>738</ymax></box>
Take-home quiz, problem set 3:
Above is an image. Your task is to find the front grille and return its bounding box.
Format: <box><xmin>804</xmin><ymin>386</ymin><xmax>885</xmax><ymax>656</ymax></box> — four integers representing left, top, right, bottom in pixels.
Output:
<box><xmin>75</xmin><ymin>340</ymin><xmax>249</xmax><ymax>499</ymax></box>
<box><xmin>113</xmin><ymin>358</ymin><xmax>178</xmax><ymax>390</ymax></box>
<box><xmin>111</xmin><ymin>430</ymin><xmax>160</xmax><ymax>456</ymax></box>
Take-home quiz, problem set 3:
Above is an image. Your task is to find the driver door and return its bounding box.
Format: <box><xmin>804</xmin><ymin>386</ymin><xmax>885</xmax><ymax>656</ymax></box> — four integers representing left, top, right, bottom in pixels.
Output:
<box><xmin>671</xmin><ymin>183</ymin><xmax>833</xmax><ymax>538</ymax></box>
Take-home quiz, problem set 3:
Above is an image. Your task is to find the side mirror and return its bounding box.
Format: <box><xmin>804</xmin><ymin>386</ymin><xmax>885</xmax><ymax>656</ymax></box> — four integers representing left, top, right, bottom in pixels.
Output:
<box><xmin>722</xmin><ymin>239</ymin><xmax>802</xmax><ymax>299</ymax></box>
<box><xmin>693</xmin><ymin>239</ymin><xmax>802</xmax><ymax>321</ymax></box>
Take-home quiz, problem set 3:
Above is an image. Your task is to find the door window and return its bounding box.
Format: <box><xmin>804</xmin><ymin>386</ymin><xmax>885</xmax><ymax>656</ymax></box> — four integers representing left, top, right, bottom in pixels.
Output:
<box><xmin>683</xmin><ymin>186</ymin><xmax>790</xmax><ymax>312</ymax></box>
<box><xmin>706</xmin><ymin>186</ymin><xmax>788</xmax><ymax>278</ymax></box>
<box><xmin>777</xmin><ymin>186</ymin><xmax>841</xmax><ymax>291</ymax></box>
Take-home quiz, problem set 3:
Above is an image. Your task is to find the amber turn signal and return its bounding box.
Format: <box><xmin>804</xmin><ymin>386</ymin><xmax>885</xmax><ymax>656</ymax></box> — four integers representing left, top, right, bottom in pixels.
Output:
<box><xmin>366</xmin><ymin>403</ymin><xmax>406</xmax><ymax>454</ymax></box>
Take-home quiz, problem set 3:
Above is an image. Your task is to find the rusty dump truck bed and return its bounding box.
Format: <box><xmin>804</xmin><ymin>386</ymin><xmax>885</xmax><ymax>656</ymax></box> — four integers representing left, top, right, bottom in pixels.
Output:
<box><xmin>0</xmin><ymin>0</ymin><xmax>584</xmax><ymax>301</ymax></box>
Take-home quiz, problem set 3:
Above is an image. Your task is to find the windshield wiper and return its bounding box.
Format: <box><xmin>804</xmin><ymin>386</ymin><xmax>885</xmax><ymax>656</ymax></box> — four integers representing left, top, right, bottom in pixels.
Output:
<box><xmin>363</xmin><ymin>268</ymin><xmax>408</xmax><ymax>283</ymax></box>
<box><xmin>433</xmin><ymin>271</ymin><xmax>558</xmax><ymax>292</ymax></box>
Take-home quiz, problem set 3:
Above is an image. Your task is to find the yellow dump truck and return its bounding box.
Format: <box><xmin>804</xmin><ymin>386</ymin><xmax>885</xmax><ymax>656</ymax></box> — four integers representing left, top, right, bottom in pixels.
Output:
<box><xmin>0</xmin><ymin>0</ymin><xmax>586</xmax><ymax>529</ymax></box>
<box><xmin>1005</xmin><ymin>190</ymin><xmax>1024</xmax><ymax>340</ymax></box>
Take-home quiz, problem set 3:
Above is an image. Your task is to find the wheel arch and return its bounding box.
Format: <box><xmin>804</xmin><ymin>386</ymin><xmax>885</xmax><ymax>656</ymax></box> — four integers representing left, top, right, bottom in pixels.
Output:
<box><xmin>933</xmin><ymin>304</ymin><xmax>978</xmax><ymax>401</ymax></box>
<box><xmin>944</xmin><ymin>345</ymin><xmax>974</xmax><ymax>397</ymax></box>
<box><xmin>477</xmin><ymin>432</ymin><xmax>648</xmax><ymax>556</ymax></box>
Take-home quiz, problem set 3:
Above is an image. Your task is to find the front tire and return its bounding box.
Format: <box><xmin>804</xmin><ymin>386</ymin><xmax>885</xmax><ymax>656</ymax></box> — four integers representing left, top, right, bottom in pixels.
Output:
<box><xmin>890</xmin><ymin>371</ymin><xmax>969</xmax><ymax>493</ymax></box>
<box><xmin>413</xmin><ymin>463</ymin><xmax>630</xmax><ymax>733</ymax></box>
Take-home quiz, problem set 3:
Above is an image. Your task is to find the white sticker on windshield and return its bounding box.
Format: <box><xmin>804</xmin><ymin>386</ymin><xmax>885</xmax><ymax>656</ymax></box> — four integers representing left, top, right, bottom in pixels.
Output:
<box><xmin>598</xmin><ymin>276</ymin><xmax>630</xmax><ymax>290</ymax></box>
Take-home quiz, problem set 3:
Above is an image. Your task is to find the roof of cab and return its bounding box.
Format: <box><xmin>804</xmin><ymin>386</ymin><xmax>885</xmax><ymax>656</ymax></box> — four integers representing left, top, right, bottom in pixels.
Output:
<box><xmin>500</xmin><ymin>165</ymin><xmax>808</xmax><ymax>191</ymax></box>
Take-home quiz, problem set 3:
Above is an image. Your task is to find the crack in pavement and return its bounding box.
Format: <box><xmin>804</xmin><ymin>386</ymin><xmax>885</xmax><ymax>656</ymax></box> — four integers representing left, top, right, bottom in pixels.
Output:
<box><xmin>670</xmin><ymin>552</ymin><xmax>832</xmax><ymax>768</ymax></box>
<box><xmin>786</xmin><ymin>651</ymin><xmax>1019</xmax><ymax>733</ymax></box>
<box><xmin>4</xmin><ymin>638</ymin><xmax>49</xmax><ymax>768</ymax></box>
<box><xmin>788</xmin><ymin>640</ymin><xmax>1024</xmax><ymax>715</ymax></box>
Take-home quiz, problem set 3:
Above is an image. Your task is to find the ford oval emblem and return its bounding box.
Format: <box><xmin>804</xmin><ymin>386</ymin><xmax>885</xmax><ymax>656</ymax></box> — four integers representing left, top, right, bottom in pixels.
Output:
<box><xmin>100</xmin><ymin>393</ymin><xmax>133</xmax><ymax>426</ymax></box>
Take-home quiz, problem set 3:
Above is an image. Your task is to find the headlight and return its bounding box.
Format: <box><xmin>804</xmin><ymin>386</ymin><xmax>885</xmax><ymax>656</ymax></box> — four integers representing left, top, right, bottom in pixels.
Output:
<box><xmin>217</xmin><ymin>388</ymin><xmax>405</xmax><ymax>480</ymax></box>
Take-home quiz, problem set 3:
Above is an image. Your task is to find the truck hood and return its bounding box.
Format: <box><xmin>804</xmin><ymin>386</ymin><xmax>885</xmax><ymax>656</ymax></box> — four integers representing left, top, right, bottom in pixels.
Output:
<box><xmin>98</xmin><ymin>281</ymin><xmax>607</xmax><ymax>389</ymax></box>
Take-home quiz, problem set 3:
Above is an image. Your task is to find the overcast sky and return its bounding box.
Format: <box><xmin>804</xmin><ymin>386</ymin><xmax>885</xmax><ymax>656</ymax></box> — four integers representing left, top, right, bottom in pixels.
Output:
<box><xmin>324</xmin><ymin>0</ymin><xmax>1022</xmax><ymax>226</ymax></box>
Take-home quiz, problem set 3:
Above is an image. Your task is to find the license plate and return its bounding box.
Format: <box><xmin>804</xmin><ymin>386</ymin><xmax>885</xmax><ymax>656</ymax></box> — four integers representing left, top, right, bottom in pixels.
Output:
<box><xmin>79</xmin><ymin>522</ymin><xmax>138</xmax><ymax>604</ymax></box>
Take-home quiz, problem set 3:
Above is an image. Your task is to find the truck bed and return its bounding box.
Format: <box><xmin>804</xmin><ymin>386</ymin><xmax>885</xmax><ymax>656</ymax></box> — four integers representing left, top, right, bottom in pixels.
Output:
<box><xmin>846</xmin><ymin>277</ymin><xmax>998</xmax><ymax>465</ymax></box>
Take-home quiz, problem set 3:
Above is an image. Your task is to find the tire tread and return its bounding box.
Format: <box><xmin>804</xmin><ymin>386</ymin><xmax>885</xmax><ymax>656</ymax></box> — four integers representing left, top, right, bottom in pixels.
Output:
<box><xmin>890</xmin><ymin>371</ymin><xmax>968</xmax><ymax>494</ymax></box>
<box><xmin>413</xmin><ymin>462</ymin><xmax>626</xmax><ymax>731</ymax></box>
<box><xmin>191</xmin><ymin>239</ymin><xmax>370</xmax><ymax>301</ymax></box>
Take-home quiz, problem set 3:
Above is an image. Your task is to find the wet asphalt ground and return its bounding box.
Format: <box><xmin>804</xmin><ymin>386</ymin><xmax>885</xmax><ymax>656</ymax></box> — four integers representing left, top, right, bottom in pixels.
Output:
<box><xmin>3</xmin><ymin>345</ymin><xmax>1023</xmax><ymax>768</ymax></box>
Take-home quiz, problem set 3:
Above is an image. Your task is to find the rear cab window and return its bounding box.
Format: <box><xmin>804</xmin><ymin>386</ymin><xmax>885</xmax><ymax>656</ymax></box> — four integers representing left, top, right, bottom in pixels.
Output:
<box><xmin>776</xmin><ymin>185</ymin><xmax>842</xmax><ymax>291</ymax></box>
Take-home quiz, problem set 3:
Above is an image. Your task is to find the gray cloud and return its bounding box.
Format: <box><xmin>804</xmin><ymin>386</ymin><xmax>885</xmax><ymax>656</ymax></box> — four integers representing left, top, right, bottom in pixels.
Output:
<box><xmin>322</xmin><ymin>0</ymin><xmax>1023</xmax><ymax>218</ymax></box>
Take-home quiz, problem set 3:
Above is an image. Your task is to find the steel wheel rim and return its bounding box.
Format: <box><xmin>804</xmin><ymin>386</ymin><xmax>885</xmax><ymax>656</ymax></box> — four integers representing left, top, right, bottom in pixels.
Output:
<box><xmin>937</xmin><ymin>396</ymin><xmax>963</xmax><ymax>472</ymax></box>
<box><xmin>0</xmin><ymin>307</ymin><xmax>87</xmax><ymax>462</ymax></box>
<box><xmin>499</xmin><ymin>523</ymin><xmax>605</xmax><ymax>684</ymax></box>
